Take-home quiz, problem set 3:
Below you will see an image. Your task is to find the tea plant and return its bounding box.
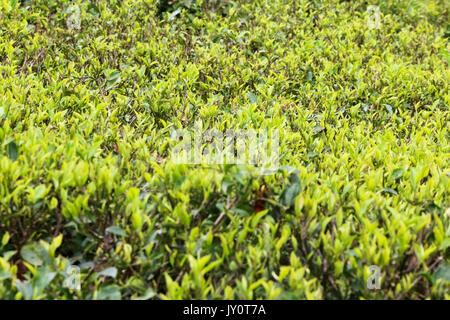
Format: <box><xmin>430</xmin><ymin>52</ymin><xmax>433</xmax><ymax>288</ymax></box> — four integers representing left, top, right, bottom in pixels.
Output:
<box><xmin>0</xmin><ymin>0</ymin><xmax>449</xmax><ymax>299</ymax></box>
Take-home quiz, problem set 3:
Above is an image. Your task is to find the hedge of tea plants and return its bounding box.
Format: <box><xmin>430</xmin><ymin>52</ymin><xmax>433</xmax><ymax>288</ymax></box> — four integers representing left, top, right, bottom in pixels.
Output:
<box><xmin>0</xmin><ymin>0</ymin><xmax>449</xmax><ymax>299</ymax></box>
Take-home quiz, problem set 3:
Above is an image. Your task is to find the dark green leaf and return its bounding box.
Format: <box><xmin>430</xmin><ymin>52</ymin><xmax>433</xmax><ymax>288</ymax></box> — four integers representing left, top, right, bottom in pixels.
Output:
<box><xmin>8</xmin><ymin>141</ymin><xmax>18</xmax><ymax>161</ymax></box>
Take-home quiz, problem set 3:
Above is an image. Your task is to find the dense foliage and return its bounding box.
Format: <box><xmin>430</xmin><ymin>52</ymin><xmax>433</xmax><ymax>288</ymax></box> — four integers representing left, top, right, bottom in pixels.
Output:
<box><xmin>0</xmin><ymin>0</ymin><xmax>449</xmax><ymax>299</ymax></box>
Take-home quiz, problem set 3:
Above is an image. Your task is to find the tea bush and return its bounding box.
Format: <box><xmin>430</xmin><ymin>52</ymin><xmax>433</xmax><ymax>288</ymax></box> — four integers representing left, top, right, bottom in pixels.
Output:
<box><xmin>0</xmin><ymin>0</ymin><xmax>449</xmax><ymax>299</ymax></box>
